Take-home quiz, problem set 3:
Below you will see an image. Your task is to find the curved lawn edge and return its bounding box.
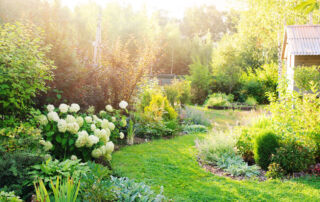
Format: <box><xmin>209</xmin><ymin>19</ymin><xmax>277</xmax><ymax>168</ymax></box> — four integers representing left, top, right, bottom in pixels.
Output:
<box><xmin>112</xmin><ymin>133</ymin><xmax>320</xmax><ymax>201</ymax></box>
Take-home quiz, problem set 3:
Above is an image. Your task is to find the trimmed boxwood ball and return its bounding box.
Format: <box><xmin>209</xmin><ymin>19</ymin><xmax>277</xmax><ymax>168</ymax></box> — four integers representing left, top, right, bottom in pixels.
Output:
<box><xmin>253</xmin><ymin>131</ymin><xmax>279</xmax><ymax>170</ymax></box>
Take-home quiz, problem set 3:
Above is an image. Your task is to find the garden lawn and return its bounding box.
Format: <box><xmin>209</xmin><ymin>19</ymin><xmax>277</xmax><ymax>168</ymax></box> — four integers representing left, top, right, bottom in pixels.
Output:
<box><xmin>112</xmin><ymin>109</ymin><xmax>320</xmax><ymax>201</ymax></box>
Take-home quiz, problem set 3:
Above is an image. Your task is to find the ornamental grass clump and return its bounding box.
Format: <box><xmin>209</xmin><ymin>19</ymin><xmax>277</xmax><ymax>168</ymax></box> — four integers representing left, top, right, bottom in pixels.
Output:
<box><xmin>36</xmin><ymin>101</ymin><xmax>128</xmax><ymax>161</ymax></box>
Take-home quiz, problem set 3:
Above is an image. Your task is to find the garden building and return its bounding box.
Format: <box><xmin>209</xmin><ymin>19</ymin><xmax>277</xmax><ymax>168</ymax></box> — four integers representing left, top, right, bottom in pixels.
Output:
<box><xmin>282</xmin><ymin>25</ymin><xmax>320</xmax><ymax>91</ymax></box>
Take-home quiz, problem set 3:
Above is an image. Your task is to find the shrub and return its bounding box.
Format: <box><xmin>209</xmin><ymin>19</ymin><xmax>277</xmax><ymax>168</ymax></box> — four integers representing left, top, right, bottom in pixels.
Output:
<box><xmin>0</xmin><ymin>191</ymin><xmax>22</xmax><ymax>202</ymax></box>
<box><xmin>0</xmin><ymin>23</ymin><xmax>55</xmax><ymax>116</ymax></box>
<box><xmin>110</xmin><ymin>176</ymin><xmax>165</xmax><ymax>201</ymax></box>
<box><xmin>182</xmin><ymin>106</ymin><xmax>211</xmax><ymax>127</ymax></box>
<box><xmin>183</xmin><ymin>124</ymin><xmax>208</xmax><ymax>134</ymax></box>
<box><xmin>253</xmin><ymin>131</ymin><xmax>279</xmax><ymax>170</ymax></box>
<box><xmin>265</xmin><ymin>163</ymin><xmax>285</xmax><ymax>179</ymax></box>
<box><xmin>0</xmin><ymin>150</ymin><xmax>43</xmax><ymax>200</ymax></box>
<box><xmin>36</xmin><ymin>102</ymin><xmax>127</xmax><ymax>161</ymax></box>
<box><xmin>205</xmin><ymin>93</ymin><xmax>233</xmax><ymax>107</ymax></box>
<box><xmin>187</xmin><ymin>57</ymin><xmax>212</xmax><ymax>104</ymax></box>
<box><xmin>245</xmin><ymin>96</ymin><xmax>258</xmax><ymax>106</ymax></box>
<box><xmin>164</xmin><ymin>79</ymin><xmax>191</xmax><ymax>107</ymax></box>
<box><xmin>272</xmin><ymin>137</ymin><xmax>316</xmax><ymax>173</ymax></box>
<box><xmin>294</xmin><ymin>65</ymin><xmax>320</xmax><ymax>92</ymax></box>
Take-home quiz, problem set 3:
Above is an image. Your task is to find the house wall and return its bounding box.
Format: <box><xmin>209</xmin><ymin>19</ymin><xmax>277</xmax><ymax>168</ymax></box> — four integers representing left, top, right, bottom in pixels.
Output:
<box><xmin>295</xmin><ymin>55</ymin><xmax>320</xmax><ymax>66</ymax></box>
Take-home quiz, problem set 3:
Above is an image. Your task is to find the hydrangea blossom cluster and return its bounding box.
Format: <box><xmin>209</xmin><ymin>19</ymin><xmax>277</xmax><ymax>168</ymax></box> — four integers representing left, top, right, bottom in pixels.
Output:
<box><xmin>38</xmin><ymin>101</ymin><xmax>128</xmax><ymax>161</ymax></box>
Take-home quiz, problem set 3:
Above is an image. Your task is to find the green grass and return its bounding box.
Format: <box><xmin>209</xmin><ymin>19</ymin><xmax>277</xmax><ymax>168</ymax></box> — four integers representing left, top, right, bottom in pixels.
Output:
<box><xmin>112</xmin><ymin>108</ymin><xmax>320</xmax><ymax>201</ymax></box>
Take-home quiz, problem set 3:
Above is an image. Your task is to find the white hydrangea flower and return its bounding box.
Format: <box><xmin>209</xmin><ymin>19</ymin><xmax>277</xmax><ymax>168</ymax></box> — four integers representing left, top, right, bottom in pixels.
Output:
<box><xmin>47</xmin><ymin>111</ymin><xmax>59</xmax><ymax>122</ymax></box>
<box><xmin>95</xmin><ymin>129</ymin><xmax>109</xmax><ymax>144</ymax></box>
<box><xmin>66</xmin><ymin>115</ymin><xmax>76</xmax><ymax>123</ymax></box>
<box><xmin>105</xmin><ymin>105</ymin><xmax>113</xmax><ymax>112</ymax></box>
<box><xmin>57</xmin><ymin>119</ymin><xmax>67</xmax><ymax>133</ymax></box>
<box><xmin>108</xmin><ymin>122</ymin><xmax>115</xmax><ymax>131</ymax></box>
<box><xmin>75</xmin><ymin>131</ymin><xmax>89</xmax><ymax>148</ymax></box>
<box><xmin>100</xmin><ymin>145</ymin><xmax>107</xmax><ymax>154</ymax></box>
<box><xmin>67</xmin><ymin>122</ymin><xmax>79</xmax><ymax>134</ymax></box>
<box><xmin>99</xmin><ymin>110</ymin><xmax>107</xmax><ymax>116</ymax></box>
<box><xmin>101</xmin><ymin>119</ymin><xmax>109</xmax><ymax>129</ymax></box>
<box><xmin>76</xmin><ymin>116</ymin><xmax>84</xmax><ymax>127</ymax></box>
<box><xmin>105</xmin><ymin>141</ymin><xmax>114</xmax><ymax>153</ymax></box>
<box><xmin>120</xmin><ymin>132</ymin><xmax>124</xmax><ymax>139</ymax></box>
<box><xmin>70</xmin><ymin>155</ymin><xmax>78</xmax><ymax>160</ymax></box>
<box><xmin>91</xmin><ymin>148</ymin><xmax>102</xmax><ymax>158</ymax></box>
<box><xmin>59</xmin><ymin>104</ymin><xmax>69</xmax><ymax>113</ymax></box>
<box><xmin>69</xmin><ymin>103</ymin><xmax>80</xmax><ymax>113</ymax></box>
<box><xmin>38</xmin><ymin>115</ymin><xmax>48</xmax><ymax>126</ymax></box>
<box><xmin>111</xmin><ymin>116</ymin><xmax>116</xmax><ymax>122</ymax></box>
<box><xmin>85</xmin><ymin>116</ymin><xmax>92</xmax><ymax>123</ymax></box>
<box><xmin>39</xmin><ymin>139</ymin><xmax>46</xmax><ymax>145</ymax></box>
<box><xmin>119</xmin><ymin>101</ymin><xmax>128</xmax><ymax>109</ymax></box>
<box><xmin>86</xmin><ymin>135</ymin><xmax>99</xmax><ymax>147</ymax></box>
<box><xmin>47</xmin><ymin>104</ymin><xmax>55</xmax><ymax>112</ymax></box>
<box><xmin>44</xmin><ymin>154</ymin><xmax>51</xmax><ymax>160</ymax></box>
<box><xmin>91</xmin><ymin>124</ymin><xmax>96</xmax><ymax>131</ymax></box>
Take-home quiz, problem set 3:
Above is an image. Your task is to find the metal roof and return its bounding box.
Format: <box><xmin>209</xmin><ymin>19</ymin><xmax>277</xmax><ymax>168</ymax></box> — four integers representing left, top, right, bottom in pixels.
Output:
<box><xmin>284</xmin><ymin>25</ymin><xmax>320</xmax><ymax>56</ymax></box>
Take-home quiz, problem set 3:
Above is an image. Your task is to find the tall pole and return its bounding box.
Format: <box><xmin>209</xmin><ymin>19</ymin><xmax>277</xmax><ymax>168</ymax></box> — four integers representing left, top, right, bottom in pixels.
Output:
<box><xmin>93</xmin><ymin>8</ymin><xmax>102</xmax><ymax>67</ymax></box>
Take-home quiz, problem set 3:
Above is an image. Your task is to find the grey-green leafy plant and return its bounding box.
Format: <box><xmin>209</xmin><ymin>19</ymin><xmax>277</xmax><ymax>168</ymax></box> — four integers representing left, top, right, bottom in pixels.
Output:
<box><xmin>110</xmin><ymin>176</ymin><xmax>166</xmax><ymax>202</ymax></box>
<box><xmin>0</xmin><ymin>191</ymin><xmax>23</xmax><ymax>202</ymax></box>
<box><xmin>183</xmin><ymin>124</ymin><xmax>208</xmax><ymax>134</ymax></box>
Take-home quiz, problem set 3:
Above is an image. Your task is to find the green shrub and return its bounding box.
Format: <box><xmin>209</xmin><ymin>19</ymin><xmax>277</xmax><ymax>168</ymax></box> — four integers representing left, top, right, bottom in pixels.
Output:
<box><xmin>272</xmin><ymin>137</ymin><xmax>316</xmax><ymax>173</ymax></box>
<box><xmin>0</xmin><ymin>150</ymin><xmax>43</xmax><ymax>200</ymax></box>
<box><xmin>110</xmin><ymin>176</ymin><xmax>165</xmax><ymax>201</ymax></box>
<box><xmin>164</xmin><ymin>79</ymin><xmax>191</xmax><ymax>107</ymax></box>
<box><xmin>187</xmin><ymin>57</ymin><xmax>212</xmax><ymax>104</ymax></box>
<box><xmin>0</xmin><ymin>23</ymin><xmax>55</xmax><ymax>116</ymax></box>
<box><xmin>253</xmin><ymin>131</ymin><xmax>279</xmax><ymax>170</ymax></box>
<box><xmin>265</xmin><ymin>163</ymin><xmax>285</xmax><ymax>179</ymax></box>
<box><xmin>205</xmin><ymin>93</ymin><xmax>234</xmax><ymax>107</ymax></box>
<box><xmin>0</xmin><ymin>191</ymin><xmax>22</xmax><ymax>202</ymax></box>
<box><xmin>294</xmin><ymin>65</ymin><xmax>320</xmax><ymax>92</ymax></box>
<box><xmin>183</xmin><ymin>124</ymin><xmax>208</xmax><ymax>134</ymax></box>
<box><xmin>245</xmin><ymin>96</ymin><xmax>258</xmax><ymax>106</ymax></box>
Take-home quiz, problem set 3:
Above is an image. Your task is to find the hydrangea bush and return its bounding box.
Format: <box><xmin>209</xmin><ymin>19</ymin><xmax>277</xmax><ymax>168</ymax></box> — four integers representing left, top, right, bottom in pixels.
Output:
<box><xmin>36</xmin><ymin>101</ymin><xmax>128</xmax><ymax>161</ymax></box>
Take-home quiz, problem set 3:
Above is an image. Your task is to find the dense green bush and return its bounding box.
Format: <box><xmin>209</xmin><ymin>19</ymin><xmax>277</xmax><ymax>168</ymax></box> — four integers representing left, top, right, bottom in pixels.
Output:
<box><xmin>294</xmin><ymin>65</ymin><xmax>320</xmax><ymax>92</ymax></box>
<box><xmin>0</xmin><ymin>150</ymin><xmax>43</xmax><ymax>200</ymax></box>
<box><xmin>0</xmin><ymin>23</ymin><xmax>55</xmax><ymax>116</ymax></box>
<box><xmin>187</xmin><ymin>57</ymin><xmax>212</xmax><ymax>104</ymax></box>
<box><xmin>265</xmin><ymin>163</ymin><xmax>285</xmax><ymax>179</ymax></box>
<box><xmin>272</xmin><ymin>137</ymin><xmax>316</xmax><ymax>173</ymax></box>
<box><xmin>245</xmin><ymin>96</ymin><xmax>258</xmax><ymax>106</ymax></box>
<box><xmin>205</xmin><ymin>93</ymin><xmax>234</xmax><ymax>107</ymax></box>
<box><xmin>253</xmin><ymin>131</ymin><xmax>279</xmax><ymax>170</ymax></box>
<box><xmin>164</xmin><ymin>79</ymin><xmax>191</xmax><ymax>107</ymax></box>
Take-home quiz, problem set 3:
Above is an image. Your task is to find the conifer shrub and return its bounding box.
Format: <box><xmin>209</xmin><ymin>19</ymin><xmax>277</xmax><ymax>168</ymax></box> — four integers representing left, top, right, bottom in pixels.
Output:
<box><xmin>253</xmin><ymin>131</ymin><xmax>279</xmax><ymax>170</ymax></box>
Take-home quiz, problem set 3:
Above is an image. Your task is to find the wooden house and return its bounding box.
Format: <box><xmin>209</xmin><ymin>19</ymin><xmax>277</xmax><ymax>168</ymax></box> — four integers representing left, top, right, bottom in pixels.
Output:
<box><xmin>282</xmin><ymin>25</ymin><xmax>320</xmax><ymax>91</ymax></box>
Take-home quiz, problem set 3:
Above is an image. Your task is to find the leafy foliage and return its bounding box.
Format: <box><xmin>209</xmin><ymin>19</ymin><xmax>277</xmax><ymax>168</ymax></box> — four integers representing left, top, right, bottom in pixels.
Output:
<box><xmin>265</xmin><ymin>163</ymin><xmax>285</xmax><ymax>179</ymax></box>
<box><xmin>294</xmin><ymin>66</ymin><xmax>320</xmax><ymax>92</ymax></box>
<box><xmin>164</xmin><ymin>79</ymin><xmax>191</xmax><ymax>107</ymax></box>
<box><xmin>0</xmin><ymin>23</ymin><xmax>54</xmax><ymax>116</ymax></box>
<box><xmin>183</xmin><ymin>124</ymin><xmax>208</xmax><ymax>134</ymax></box>
<box><xmin>205</xmin><ymin>93</ymin><xmax>234</xmax><ymax>107</ymax></box>
<box><xmin>0</xmin><ymin>150</ymin><xmax>43</xmax><ymax>200</ymax></box>
<box><xmin>29</xmin><ymin>159</ymin><xmax>90</xmax><ymax>185</ymax></box>
<box><xmin>253</xmin><ymin>131</ymin><xmax>279</xmax><ymax>170</ymax></box>
<box><xmin>182</xmin><ymin>106</ymin><xmax>211</xmax><ymax>127</ymax></box>
<box><xmin>0</xmin><ymin>191</ymin><xmax>22</xmax><ymax>202</ymax></box>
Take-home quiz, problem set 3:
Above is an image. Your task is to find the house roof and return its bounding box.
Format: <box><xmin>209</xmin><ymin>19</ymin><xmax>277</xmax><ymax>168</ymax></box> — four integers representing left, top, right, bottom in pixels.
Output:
<box><xmin>282</xmin><ymin>25</ymin><xmax>320</xmax><ymax>59</ymax></box>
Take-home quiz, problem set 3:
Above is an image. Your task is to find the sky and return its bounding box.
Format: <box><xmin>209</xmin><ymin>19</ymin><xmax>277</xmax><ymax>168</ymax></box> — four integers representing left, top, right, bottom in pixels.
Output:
<box><xmin>61</xmin><ymin>0</ymin><xmax>243</xmax><ymax>18</ymax></box>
